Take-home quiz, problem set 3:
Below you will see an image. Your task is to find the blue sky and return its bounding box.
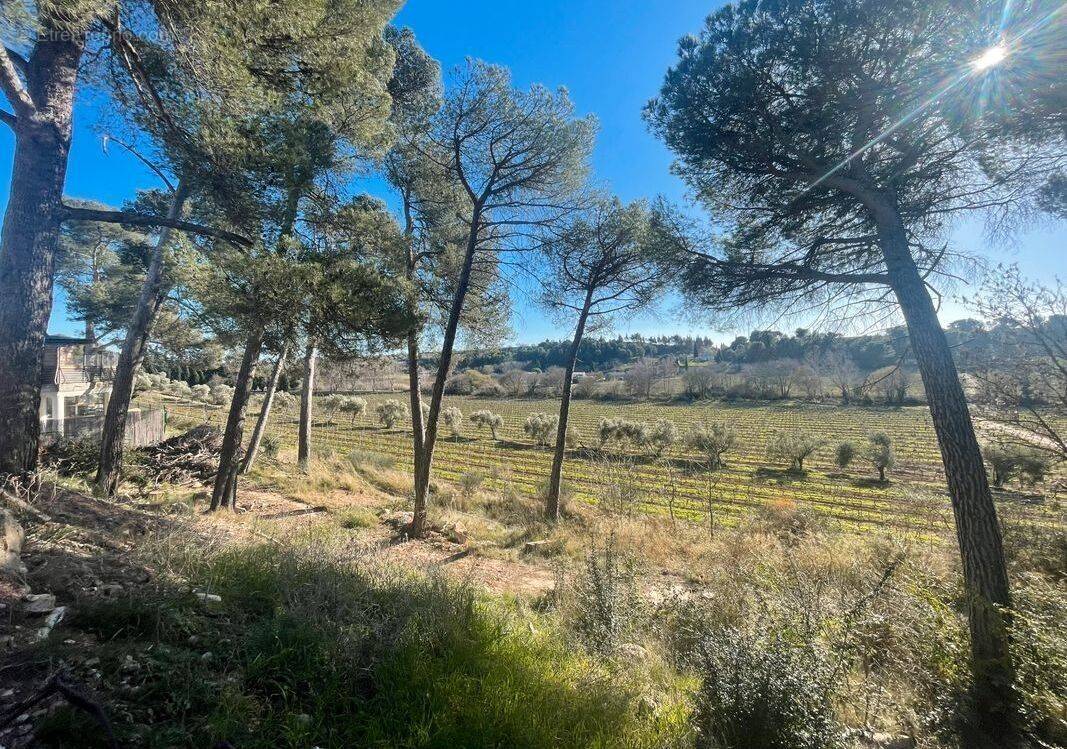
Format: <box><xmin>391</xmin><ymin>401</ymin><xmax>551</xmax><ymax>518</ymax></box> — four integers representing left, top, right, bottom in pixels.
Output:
<box><xmin>2</xmin><ymin>0</ymin><xmax>1063</xmax><ymax>346</ymax></box>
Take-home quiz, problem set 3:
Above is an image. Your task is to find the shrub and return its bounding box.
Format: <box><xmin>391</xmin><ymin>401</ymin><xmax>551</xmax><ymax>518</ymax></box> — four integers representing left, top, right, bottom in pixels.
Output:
<box><xmin>834</xmin><ymin>441</ymin><xmax>855</xmax><ymax>470</ymax></box>
<box><xmin>686</xmin><ymin>422</ymin><xmax>736</xmax><ymax>469</ymax></box>
<box><xmin>693</xmin><ymin>629</ymin><xmax>842</xmax><ymax>749</ymax></box>
<box><xmin>474</xmin><ymin>381</ymin><xmax>507</xmax><ymax>398</ymax></box>
<box><xmin>567</xmin><ymin>533</ymin><xmax>643</xmax><ymax>656</ymax></box>
<box><xmin>754</xmin><ymin>498</ymin><xmax>821</xmax><ymax>542</ymax></box>
<box><xmin>984</xmin><ymin>443</ymin><xmax>1050</xmax><ymax>487</ymax></box>
<box><xmin>442</xmin><ymin>407</ymin><xmax>464</xmax><ymax>440</ymax></box>
<box><xmin>338</xmin><ymin>508</ymin><xmax>377</xmax><ymax>529</ymax></box>
<box><xmin>444</xmin><ymin>370</ymin><xmax>497</xmax><ymax>395</ymax></box>
<box><xmin>260</xmin><ymin>434</ymin><xmax>281</xmax><ymax>460</ymax></box>
<box><xmin>191</xmin><ymin>384</ymin><xmax>212</xmax><ymax>402</ymax></box>
<box><xmin>348</xmin><ymin>450</ymin><xmax>396</xmax><ymax>472</ymax></box>
<box><xmin>210</xmin><ymin>384</ymin><xmax>234</xmax><ymax>406</ymax></box>
<box><xmin>470</xmin><ymin>410</ymin><xmax>504</xmax><ymax>440</ymax></box>
<box><xmin>375</xmin><ymin>399</ymin><xmax>407</xmax><ymax>429</ymax></box>
<box><xmin>273</xmin><ymin>390</ymin><xmax>297</xmax><ymax>410</ymax></box>
<box><xmin>766</xmin><ymin>431</ymin><xmax>823</xmax><ymax>471</ymax></box>
<box><xmin>864</xmin><ymin>431</ymin><xmax>896</xmax><ymax>481</ymax></box>
<box><xmin>457</xmin><ymin>470</ymin><xmax>486</xmax><ymax>500</ymax></box>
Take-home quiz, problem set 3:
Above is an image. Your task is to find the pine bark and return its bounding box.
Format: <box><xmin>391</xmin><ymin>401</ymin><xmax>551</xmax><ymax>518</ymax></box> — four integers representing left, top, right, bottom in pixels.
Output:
<box><xmin>209</xmin><ymin>326</ymin><xmax>264</xmax><ymax>510</ymax></box>
<box><xmin>546</xmin><ymin>289</ymin><xmax>594</xmax><ymax>519</ymax></box>
<box><xmin>0</xmin><ymin>32</ymin><xmax>84</xmax><ymax>474</ymax></box>
<box><xmin>411</xmin><ymin>207</ymin><xmax>480</xmax><ymax>537</ymax></box>
<box><xmin>872</xmin><ymin>196</ymin><xmax>1015</xmax><ymax>739</ymax></box>
<box><xmin>298</xmin><ymin>340</ymin><xmax>317</xmax><ymax>469</ymax></box>
<box><xmin>241</xmin><ymin>346</ymin><xmax>287</xmax><ymax>473</ymax></box>
<box><xmin>95</xmin><ymin>183</ymin><xmax>190</xmax><ymax>495</ymax></box>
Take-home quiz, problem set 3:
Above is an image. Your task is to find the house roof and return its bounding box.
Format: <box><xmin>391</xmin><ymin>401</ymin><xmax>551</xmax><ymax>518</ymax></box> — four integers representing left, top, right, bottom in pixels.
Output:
<box><xmin>45</xmin><ymin>334</ymin><xmax>92</xmax><ymax>346</ymax></box>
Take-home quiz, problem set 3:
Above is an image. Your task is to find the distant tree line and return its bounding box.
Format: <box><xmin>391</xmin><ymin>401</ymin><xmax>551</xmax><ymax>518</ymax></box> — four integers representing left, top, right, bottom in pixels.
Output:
<box><xmin>459</xmin><ymin>334</ymin><xmax>714</xmax><ymax>372</ymax></box>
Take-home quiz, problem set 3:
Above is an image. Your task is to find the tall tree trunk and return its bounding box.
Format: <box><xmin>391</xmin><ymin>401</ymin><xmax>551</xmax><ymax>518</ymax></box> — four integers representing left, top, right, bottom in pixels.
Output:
<box><xmin>0</xmin><ymin>32</ymin><xmax>85</xmax><ymax>474</ymax></box>
<box><xmin>241</xmin><ymin>346</ymin><xmax>287</xmax><ymax>473</ymax></box>
<box><xmin>95</xmin><ymin>183</ymin><xmax>190</xmax><ymax>495</ymax></box>
<box><xmin>411</xmin><ymin>208</ymin><xmax>481</xmax><ymax>537</ymax></box>
<box><xmin>209</xmin><ymin>326</ymin><xmax>264</xmax><ymax>511</ymax></box>
<box><xmin>402</xmin><ymin>196</ymin><xmax>426</xmax><ymax>497</ymax></box>
<box><xmin>298</xmin><ymin>339</ymin><xmax>317</xmax><ymax>469</ymax></box>
<box><xmin>874</xmin><ymin>199</ymin><xmax>1015</xmax><ymax>740</ymax></box>
<box><xmin>546</xmin><ymin>290</ymin><xmax>594</xmax><ymax>520</ymax></box>
<box><xmin>406</xmin><ymin>331</ymin><xmax>425</xmax><ymax>484</ymax></box>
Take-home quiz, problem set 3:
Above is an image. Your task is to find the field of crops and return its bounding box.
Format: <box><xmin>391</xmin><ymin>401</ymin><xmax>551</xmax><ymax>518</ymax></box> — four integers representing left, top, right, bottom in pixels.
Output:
<box><xmin>161</xmin><ymin>391</ymin><xmax>1057</xmax><ymax>534</ymax></box>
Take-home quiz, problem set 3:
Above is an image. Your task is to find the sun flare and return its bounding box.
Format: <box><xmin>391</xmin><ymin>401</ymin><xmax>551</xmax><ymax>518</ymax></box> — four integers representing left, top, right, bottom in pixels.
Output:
<box><xmin>971</xmin><ymin>43</ymin><xmax>1008</xmax><ymax>71</ymax></box>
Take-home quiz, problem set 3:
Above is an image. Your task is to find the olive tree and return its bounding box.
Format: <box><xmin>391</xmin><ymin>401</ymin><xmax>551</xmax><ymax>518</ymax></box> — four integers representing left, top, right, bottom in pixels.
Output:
<box><xmin>645</xmin><ymin>1</ymin><xmax>1065</xmax><ymax>727</ymax></box>
<box><xmin>686</xmin><ymin>422</ymin><xmax>736</xmax><ymax>469</ymax></box>
<box><xmin>766</xmin><ymin>431</ymin><xmax>823</xmax><ymax>472</ymax></box>
<box><xmin>864</xmin><ymin>431</ymin><xmax>896</xmax><ymax>482</ymax></box>
<box><xmin>540</xmin><ymin>197</ymin><xmax>664</xmax><ymax>519</ymax></box>
<box><xmin>469</xmin><ymin>410</ymin><xmax>504</xmax><ymax>440</ymax></box>
<box><xmin>341</xmin><ymin>397</ymin><xmax>369</xmax><ymax>424</ymax></box>
<box><xmin>376</xmin><ymin>399</ymin><xmax>407</xmax><ymax>429</ymax></box>
<box><xmin>442</xmin><ymin>407</ymin><xmax>464</xmax><ymax>440</ymax></box>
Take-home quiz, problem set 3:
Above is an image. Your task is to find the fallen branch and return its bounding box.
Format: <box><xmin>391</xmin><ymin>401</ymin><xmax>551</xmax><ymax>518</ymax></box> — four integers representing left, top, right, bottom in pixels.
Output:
<box><xmin>0</xmin><ymin>671</ymin><xmax>119</xmax><ymax>749</ymax></box>
<box><xmin>259</xmin><ymin>506</ymin><xmax>329</xmax><ymax>520</ymax></box>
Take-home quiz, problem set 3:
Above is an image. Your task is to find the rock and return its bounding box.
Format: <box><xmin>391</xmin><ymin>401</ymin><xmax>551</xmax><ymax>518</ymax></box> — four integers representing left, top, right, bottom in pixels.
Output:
<box><xmin>34</xmin><ymin>606</ymin><xmax>65</xmax><ymax>644</ymax></box>
<box><xmin>848</xmin><ymin>728</ymin><xmax>916</xmax><ymax>749</ymax></box>
<box><xmin>195</xmin><ymin>591</ymin><xmax>222</xmax><ymax>604</ymax></box>
<box><xmin>615</xmin><ymin>643</ymin><xmax>649</xmax><ymax>662</ymax></box>
<box><xmin>383</xmin><ymin>511</ymin><xmax>414</xmax><ymax>529</ymax></box>
<box><xmin>444</xmin><ymin>523</ymin><xmax>468</xmax><ymax>544</ymax></box>
<box><xmin>522</xmin><ymin>539</ymin><xmax>552</xmax><ymax>554</ymax></box>
<box><xmin>1</xmin><ymin>509</ymin><xmax>26</xmax><ymax>576</ymax></box>
<box><xmin>23</xmin><ymin>593</ymin><xmax>56</xmax><ymax>614</ymax></box>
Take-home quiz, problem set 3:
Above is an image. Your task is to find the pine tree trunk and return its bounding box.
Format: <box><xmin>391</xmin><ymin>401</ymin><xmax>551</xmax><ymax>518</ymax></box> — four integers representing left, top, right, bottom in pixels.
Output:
<box><xmin>547</xmin><ymin>292</ymin><xmax>593</xmax><ymax>520</ymax></box>
<box><xmin>209</xmin><ymin>326</ymin><xmax>264</xmax><ymax>511</ymax></box>
<box><xmin>411</xmin><ymin>207</ymin><xmax>481</xmax><ymax>537</ymax></box>
<box><xmin>298</xmin><ymin>340</ymin><xmax>317</xmax><ymax>469</ymax></box>
<box><xmin>95</xmin><ymin>184</ymin><xmax>190</xmax><ymax>495</ymax></box>
<box><xmin>241</xmin><ymin>346</ymin><xmax>287</xmax><ymax>473</ymax></box>
<box><xmin>0</xmin><ymin>32</ymin><xmax>84</xmax><ymax>474</ymax></box>
<box><xmin>407</xmin><ymin>331</ymin><xmax>425</xmax><ymax>485</ymax></box>
<box><xmin>874</xmin><ymin>199</ymin><xmax>1015</xmax><ymax>740</ymax></box>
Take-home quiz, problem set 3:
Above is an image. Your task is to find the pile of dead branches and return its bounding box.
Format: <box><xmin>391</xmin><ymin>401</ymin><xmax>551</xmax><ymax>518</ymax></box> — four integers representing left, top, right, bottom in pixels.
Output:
<box><xmin>40</xmin><ymin>436</ymin><xmax>100</xmax><ymax>477</ymax></box>
<box><xmin>137</xmin><ymin>425</ymin><xmax>222</xmax><ymax>486</ymax></box>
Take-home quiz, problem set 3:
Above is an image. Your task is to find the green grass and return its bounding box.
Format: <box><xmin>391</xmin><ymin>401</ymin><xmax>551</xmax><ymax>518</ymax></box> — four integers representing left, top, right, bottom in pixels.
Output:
<box><xmin>36</xmin><ymin>539</ymin><xmax>691</xmax><ymax>749</ymax></box>
<box><xmin>337</xmin><ymin>506</ymin><xmax>378</xmax><ymax>529</ymax></box>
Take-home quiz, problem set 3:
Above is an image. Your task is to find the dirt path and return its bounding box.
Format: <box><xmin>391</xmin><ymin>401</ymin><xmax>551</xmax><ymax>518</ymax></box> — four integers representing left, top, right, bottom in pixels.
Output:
<box><xmin>974</xmin><ymin>416</ymin><xmax>1063</xmax><ymax>455</ymax></box>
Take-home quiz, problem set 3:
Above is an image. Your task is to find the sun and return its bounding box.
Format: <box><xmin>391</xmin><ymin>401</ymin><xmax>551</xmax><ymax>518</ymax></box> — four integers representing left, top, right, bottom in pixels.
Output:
<box><xmin>971</xmin><ymin>44</ymin><xmax>1008</xmax><ymax>71</ymax></box>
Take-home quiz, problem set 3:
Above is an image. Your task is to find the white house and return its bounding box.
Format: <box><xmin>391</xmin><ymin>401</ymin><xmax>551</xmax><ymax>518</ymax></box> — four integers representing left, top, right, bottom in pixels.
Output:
<box><xmin>39</xmin><ymin>334</ymin><xmax>114</xmax><ymax>436</ymax></box>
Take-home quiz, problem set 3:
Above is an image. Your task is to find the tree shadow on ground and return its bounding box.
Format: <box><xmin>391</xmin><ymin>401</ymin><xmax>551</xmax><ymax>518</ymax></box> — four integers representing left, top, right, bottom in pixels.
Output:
<box><xmin>752</xmin><ymin>466</ymin><xmax>809</xmax><ymax>485</ymax></box>
<box><xmin>849</xmin><ymin>477</ymin><xmax>892</xmax><ymax>489</ymax></box>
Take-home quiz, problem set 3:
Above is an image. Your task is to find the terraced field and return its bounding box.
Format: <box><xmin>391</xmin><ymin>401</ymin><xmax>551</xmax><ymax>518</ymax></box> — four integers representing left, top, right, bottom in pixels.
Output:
<box><xmin>165</xmin><ymin>394</ymin><xmax>1059</xmax><ymax>534</ymax></box>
